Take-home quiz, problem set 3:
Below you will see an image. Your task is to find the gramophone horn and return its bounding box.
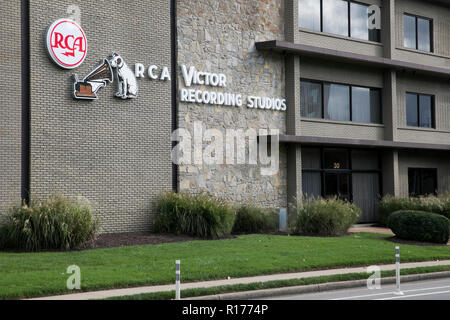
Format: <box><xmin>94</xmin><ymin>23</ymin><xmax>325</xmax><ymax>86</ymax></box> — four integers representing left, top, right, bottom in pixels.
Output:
<box><xmin>84</xmin><ymin>59</ymin><xmax>113</xmax><ymax>83</ymax></box>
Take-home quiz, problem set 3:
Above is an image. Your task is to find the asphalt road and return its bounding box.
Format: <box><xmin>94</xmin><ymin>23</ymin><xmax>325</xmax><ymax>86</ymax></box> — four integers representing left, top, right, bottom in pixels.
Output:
<box><xmin>260</xmin><ymin>277</ymin><xmax>450</xmax><ymax>300</ymax></box>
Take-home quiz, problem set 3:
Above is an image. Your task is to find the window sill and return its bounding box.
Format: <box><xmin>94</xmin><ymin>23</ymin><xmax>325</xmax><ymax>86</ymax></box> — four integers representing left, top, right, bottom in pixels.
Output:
<box><xmin>396</xmin><ymin>47</ymin><xmax>450</xmax><ymax>60</ymax></box>
<box><xmin>398</xmin><ymin>127</ymin><xmax>450</xmax><ymax>134</ymax></box>
<box><xmin>301</xmin><ymin>117</ymin><xmax>385</xmax><ymax>128</ymax></box>
<box><xmin>298</xmin><ymin>28</ymin><xmax>383</xmax><ymax>47</ymax></box>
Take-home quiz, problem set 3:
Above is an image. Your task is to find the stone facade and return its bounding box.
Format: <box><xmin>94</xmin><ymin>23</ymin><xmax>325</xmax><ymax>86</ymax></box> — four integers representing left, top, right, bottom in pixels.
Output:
<box><xmin>177</xmin><ymin>0</ymin><xmax>287</xmax><ymax>208</ymax></box>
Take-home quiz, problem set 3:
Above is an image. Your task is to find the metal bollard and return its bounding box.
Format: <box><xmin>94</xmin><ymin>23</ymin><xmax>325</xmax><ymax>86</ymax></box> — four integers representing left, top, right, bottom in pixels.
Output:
<box><xmin>175</xmin><ymin>260</ymin><xmax>181</xmax><ymax>300</ymax></box>
<box><xmin>394</xmin><ymin>246</ymin><xmax>404</xmax><ymax>295</ymax></box>
<box><xmin>279</xmin><ymin>208</ymin><xmax>287</xmax><ymax>231</ymax></box>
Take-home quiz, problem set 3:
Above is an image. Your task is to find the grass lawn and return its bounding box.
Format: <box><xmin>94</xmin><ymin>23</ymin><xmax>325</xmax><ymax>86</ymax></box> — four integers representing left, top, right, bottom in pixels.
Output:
<box><xmin>0</xmin><ymin>232</ymin><xmax>449</xmax><ymax>299</ymax></box>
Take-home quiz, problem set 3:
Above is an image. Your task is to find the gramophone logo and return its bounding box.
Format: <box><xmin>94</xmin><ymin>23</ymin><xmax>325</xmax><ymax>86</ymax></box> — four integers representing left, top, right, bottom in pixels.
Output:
<box><xmin>73</xmin><ymin>59</ymin><xmax>113</xmax><ymax>100</ymax></box>
<box><xmin>46</xmin><ymin>18</ymin><xmax>87</xmax><ymax>69</ymax></box>
<box><xmin>73</xmin><ymin>52</ymin><xmax>138</xmax><ymax>100</ymax></box>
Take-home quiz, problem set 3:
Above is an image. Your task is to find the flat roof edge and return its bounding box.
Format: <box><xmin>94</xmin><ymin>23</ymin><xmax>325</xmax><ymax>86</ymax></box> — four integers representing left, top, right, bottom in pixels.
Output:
<box><xmin>255</xmin><ymin>40</ymin><xmax>450</xmax><ymax>79</ymax></box>
<box><xmin>279</xmin><ymin>135</ymin><xmax>450</xmax><ymax>151</ymax></box>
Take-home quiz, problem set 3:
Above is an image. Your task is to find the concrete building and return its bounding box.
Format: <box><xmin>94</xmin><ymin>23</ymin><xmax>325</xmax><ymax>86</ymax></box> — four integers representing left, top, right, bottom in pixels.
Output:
<box><xmin>266</xmin><ymin>0</ymin><xmax>450</xmax><ymax>222</ymax></box>
<box><xmin>1</xmin><ymin>0</ymin><xmax>449</xmax><ymax>232</ymax></box>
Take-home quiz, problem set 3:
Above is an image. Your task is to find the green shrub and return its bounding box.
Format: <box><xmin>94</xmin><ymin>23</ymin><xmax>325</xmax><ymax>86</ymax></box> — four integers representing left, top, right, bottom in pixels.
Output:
<box><xmin>0</xmin><ymin>194</ymin><xmax>99</xmax><ymax>251</ymax></box>
<box><xmin>388</xmin><ymin>210</ymin><xmax>450</xmax><ymax>244</ymax></box>
<box><xmin>441</xmin><ymin>195</ymin><xmax>450</xmax><ymax>218</ymax></box>
<box><xmin>153</xmin><ymin>191</ymin><xmax>235</xmax><ymax>239</ymax></box>
<box><xmin>232</xmin><ymin>204</ymin><xmax>278</xmax><ymax>234</ymax></box>
<box><xmin>292</xmin><ymin>197</ymin><xmax>360</xmax><ymax>236</ymax></box>
<box><xmin>379</xmin><ymin>194</ymin><xmax>450</xmax><ymax>225</ymax></box>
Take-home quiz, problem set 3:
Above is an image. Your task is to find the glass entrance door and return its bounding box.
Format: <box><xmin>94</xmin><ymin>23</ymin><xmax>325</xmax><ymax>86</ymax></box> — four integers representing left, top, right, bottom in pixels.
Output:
<box><xmin>322</xmin><ymin>148</ymin><xmax>351</xmax><ymax>201</ymax></box>
<box><xmin>324</xmin><ymin>172</ymin><xmax>351</xmax><ymax>201</ymax></box>
<box><xmin>301</xmin><ymin>147</ymin><xmax>381</xmax><ymax>223</ymax></box>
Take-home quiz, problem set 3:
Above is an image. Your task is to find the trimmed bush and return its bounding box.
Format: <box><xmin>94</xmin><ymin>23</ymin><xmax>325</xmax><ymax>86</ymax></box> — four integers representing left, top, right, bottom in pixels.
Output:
<box><xmin>0</xmin><ymin>194</ymin><xmax>99</xmax><ymax>251</ymax></box>
<box><xmin>388</xmin><ymin>210</ymin><xmax>450</xmax><ymax>244</ymax></box>
<box><xmin>379</xmin><ymin>194</ymin><xmax>450</xmax><ymax>225</ymax></box>
<box><xmin>292</xmin><ymin>197</ymin><xmax>360</xmax><ymax>236</ymax></box>
<box><xmin>232</xmin><ymin>204</ymin><xmax>278</xmax><ymax>234</ymax></box>
<box><xmin>153</xmin><ymin>191</ymin><xmax>235</xmax><ymax>239</ymax></box>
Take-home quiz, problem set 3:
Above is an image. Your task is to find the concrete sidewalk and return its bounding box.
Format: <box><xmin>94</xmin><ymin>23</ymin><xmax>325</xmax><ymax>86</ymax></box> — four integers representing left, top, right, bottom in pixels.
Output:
<box><xmin>348</xmin><ymin>226</ymin><xmax>394</xmax><ymax>235</ymax></box>
<box><xmin>29</xmin><ymin>259</ymin><xmax>450</xmax><ymax>300</ymax></box>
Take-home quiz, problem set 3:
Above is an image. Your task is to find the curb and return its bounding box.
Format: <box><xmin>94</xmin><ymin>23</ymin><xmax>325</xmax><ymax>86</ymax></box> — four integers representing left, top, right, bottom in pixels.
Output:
<box><xmin>184</xmin><ymin>271</ymin><xmax>450</xmax><ymax>300</ymax></box>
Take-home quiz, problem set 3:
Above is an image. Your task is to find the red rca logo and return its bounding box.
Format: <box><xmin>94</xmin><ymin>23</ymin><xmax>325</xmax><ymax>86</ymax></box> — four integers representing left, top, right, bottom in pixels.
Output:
<box><xmin>51</xmin><ymin>32</ymin><xmax>86</xmax><ymax>57</ymax></box>
<box><xmin>46</xmin><ymin>19</ymin><xmax>87</xmax><ymax>69</ymax></box>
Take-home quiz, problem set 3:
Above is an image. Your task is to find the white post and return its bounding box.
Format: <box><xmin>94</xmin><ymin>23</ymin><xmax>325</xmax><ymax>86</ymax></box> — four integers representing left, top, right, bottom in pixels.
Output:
<box><xmin>175</xmin><ymin>260</ymin><xmax>181</xmax><ymax>300</ymax></box>
<box><xmin>394</xmin><ymin>246</ymin><xmax>404</xmax><ymax>295</ymax></box>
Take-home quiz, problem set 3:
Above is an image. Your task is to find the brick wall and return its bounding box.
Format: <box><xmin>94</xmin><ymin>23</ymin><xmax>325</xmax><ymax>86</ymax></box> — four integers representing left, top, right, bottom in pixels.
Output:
<box><xmin>28</xmin><ymin>0</ymin><xmax>173</xmax><ymax>233</ymax></box>
<box><xmin>0</xmin><ymin>2</ymin><xmax>22</xmax><ymax>217</ymax></box>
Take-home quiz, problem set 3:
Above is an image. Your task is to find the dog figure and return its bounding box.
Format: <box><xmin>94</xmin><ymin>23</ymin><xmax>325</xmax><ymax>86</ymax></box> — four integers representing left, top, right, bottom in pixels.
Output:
<box><xmin>109</xmin><ymin>52</ymin><xmax>138</xmax><ymax>99</ymax></box>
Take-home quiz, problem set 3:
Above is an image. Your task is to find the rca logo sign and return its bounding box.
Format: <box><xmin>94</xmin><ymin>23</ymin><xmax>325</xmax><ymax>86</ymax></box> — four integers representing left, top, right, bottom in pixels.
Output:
<box><xmin>46</xmin><ymin>18</ymin><xmax>87</xmax><ymax>69</ymax></box>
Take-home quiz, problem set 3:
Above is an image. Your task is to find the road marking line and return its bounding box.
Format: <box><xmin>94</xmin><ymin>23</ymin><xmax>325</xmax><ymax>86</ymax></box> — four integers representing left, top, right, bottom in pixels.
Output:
<box><xmin>332</xmin><ymin>291</ymin><xmax>400</xmax><ymax>300</ymax></box>
<box><xmin>332</xmin><ymin>284</ymin><xmax>450</xmax><ymax>300</ymax></box>
<box><xmin>376</xmin><ymin>290</ymin><xmax>450</xmax><ymax>300</ymax></box>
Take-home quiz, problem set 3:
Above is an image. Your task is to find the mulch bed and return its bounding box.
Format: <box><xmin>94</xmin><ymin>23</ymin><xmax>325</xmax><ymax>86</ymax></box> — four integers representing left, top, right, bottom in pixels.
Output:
<box><xmin>93</xmin><ymin>232</ymin><xmax>298</xmax><ymax>249</ymax></box>
<box><xmin>92</xmin><ymin>231</ymin><xmax>360</xmax><ymax>249</ymax></box>
<box><xmin>92</xmin><ymin>232</ymin><xmax>203</xmax><ymax>249</ymax></box>
<box><xmin>3</xmin><ymin>232</ymin><xmax>447</xmax><ymax>252</ymax></box>
<box><xmin>0</xmin><ymin>233</ymin><xmax>227</xmax><ymax>252</ymax></box>
<box><xmin>85</xmin><ymin>232</ymin><xmax>450</xmax><ymax>251</ymax></box>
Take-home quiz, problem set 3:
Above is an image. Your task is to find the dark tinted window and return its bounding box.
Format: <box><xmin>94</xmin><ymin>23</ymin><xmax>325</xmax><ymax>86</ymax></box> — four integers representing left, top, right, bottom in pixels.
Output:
<box><xmin>406</xmin><ymin>93</ymin><xmax>434</xmax><ymax>128</ymax></box>
<box><xmin>418</xmin><ymin>18</ymin><xmax>432</xmax><ymax>52</ymax></box>
<box><xmin>301</xmin><ymin>81</ymin><xmax>322</xmax><ymax>118</ymax></box>
<box><xmin>351</xmin><ymin>2</ymin><xmax>368</xmax><ymax>40</ymax></box>
<box><xmin>323</xmin><ymin>0</ymin><xmax>349</xmax><ymax>36</ymax></box>
<box><xmin>301</xmin><ymin>147</ymin><xmax>321</xmax><ymax>169</ymax></box>
<box><xmin>298</xmin><ymin>0</ymin><xmax>321</xmax><ymax>31</ymax></box>
<box><xmin>406</xmin><ymin>93</ymin><xmax>418</xmax><ymax>127</ymax></box>
<box><xmin>404</xmin><ymin>14</ymin><xmax>416</xmax><ymax>49</ymax></box>
<box><xmin>298</xmin><ymin>0</ymin><xmax>381</xmax><ymax>42</ymax></box>
<box><xmin>324</xmin><ymin>173</ymin><xmax>338</xmax><ymax>196</ymax></box>
<box><xmin>350</xmin><ymin>2</ymin><xmax>380</xmax><ymax>42</ymax></box>
<box><xmin>301</xmin><ymin>79</ymin><xmax>381</xmax><ymax>124</ymax></box>
<box><xmin>403</xmin><ymin>14</ymin><xmax>432</xmax><ymax>52</ymax></box>
<box><xmin>323</xmin><ymin>149</ymin><xmax>349</xmax><ymax>169</ymax></box>
<box><xmin>408</xmin><ymin>168</ymin><xmax>437</xmax><ymax>196</ymax></box>
<box><xmin>338</xmin><ymin>173</ymin><xmax>351</xmax><ymax>200</ymax></box>
<box><xmin>324</xmin><ymin>173</ymin><xmax>351</xmax><ymax>200</ymax></box>
<box><xmin>352</xmin><ymin>87</ymin><xmax>381</xmax><ymax>124</ymax></box>
<box><xmin>419</xmin><ymin>95</ymin><xmax>433</xmax><ymax>128</ymax></box>
<box><xmin>324</xmin><ymin>83</ymin><xmax>350</xmax><ymax>121</ymax></box>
